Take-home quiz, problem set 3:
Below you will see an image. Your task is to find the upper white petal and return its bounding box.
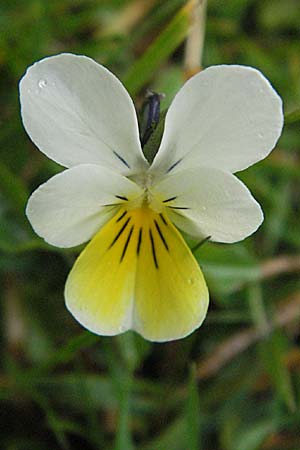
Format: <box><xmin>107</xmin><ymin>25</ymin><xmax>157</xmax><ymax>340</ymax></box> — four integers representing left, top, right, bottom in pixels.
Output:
<box><xmin>26</xmin><ymin>164</ymin><xmax>143</xmax><ymax>248</ymax></box>
<box><xmin>20</xmin><ymin>53</ymin><xmax>148</xmax><ymax>175</ymax></box>
<box><xmin>150</xmin><ymin>65</ymin><xmax>283</xmax><ymax>176</ymax></box>
<box><xmin>152</xmin><ymin>167</ymin><xmax>263</xmax><ymax>243</ymax></box>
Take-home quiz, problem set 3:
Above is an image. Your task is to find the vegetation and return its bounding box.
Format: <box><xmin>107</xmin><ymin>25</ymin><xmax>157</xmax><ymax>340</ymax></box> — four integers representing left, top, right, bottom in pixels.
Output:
<box><xmin>1</xmin><ymin>0</ymin><xmax>299</xmax><ymax>448</ymax></box>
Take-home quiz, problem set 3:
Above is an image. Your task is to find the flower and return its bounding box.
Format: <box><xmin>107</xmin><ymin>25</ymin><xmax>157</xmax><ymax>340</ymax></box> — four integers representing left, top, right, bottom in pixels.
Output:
<box><xmin>19</xmin><ymin>53</ymin><xmax>283</xmax><ymax>342</ymax></box>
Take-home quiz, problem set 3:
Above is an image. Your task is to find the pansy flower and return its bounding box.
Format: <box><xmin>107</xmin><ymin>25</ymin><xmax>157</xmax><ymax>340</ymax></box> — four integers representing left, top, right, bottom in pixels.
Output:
<box><xmin>20</xmin><ymin>54</ymin><xmax>283</xmax><ymax>342</ymax></box>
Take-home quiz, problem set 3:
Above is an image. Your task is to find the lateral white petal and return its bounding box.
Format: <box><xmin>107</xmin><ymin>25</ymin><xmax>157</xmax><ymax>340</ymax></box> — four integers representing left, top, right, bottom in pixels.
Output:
<box><xmin>26</xmin><ymin>164</ymin><xmax>143</xmax><ymax>248</ymax></box>
<box><xmin>20</xmin><ymin>53</ymin><xmax>148</xmax><ymax>174</ymax></box>
<box><xmin>152</xmin><ymin>168</ymin><xmax>263</xmax><ymax>243</ymax></box>
<box><xmin>151</xmin><ymin>65</ymin><xmax>283</xmax><ymax>175</ymax></box>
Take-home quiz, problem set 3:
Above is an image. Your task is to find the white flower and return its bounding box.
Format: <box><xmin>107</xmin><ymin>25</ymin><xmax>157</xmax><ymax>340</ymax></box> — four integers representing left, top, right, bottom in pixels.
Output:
<box><xmin>19</xmin><ymin>53</ymin><xmax>283</xmax><ymax>342</ymax></box>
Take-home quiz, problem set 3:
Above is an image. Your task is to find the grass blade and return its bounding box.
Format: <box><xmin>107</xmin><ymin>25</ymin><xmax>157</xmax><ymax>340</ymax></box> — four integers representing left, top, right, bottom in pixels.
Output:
<box><xmin>124</xmin><ymin>0</ymin><xmax>198</xmax><ymax>95</ymax></box>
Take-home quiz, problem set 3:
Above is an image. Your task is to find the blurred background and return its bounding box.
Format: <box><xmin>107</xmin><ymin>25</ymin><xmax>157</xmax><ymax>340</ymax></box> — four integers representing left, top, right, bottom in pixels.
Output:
<box><xmin>1</xmin><ymin>0</ymin><xmax>300</xmax><ymax>449</ymax></box>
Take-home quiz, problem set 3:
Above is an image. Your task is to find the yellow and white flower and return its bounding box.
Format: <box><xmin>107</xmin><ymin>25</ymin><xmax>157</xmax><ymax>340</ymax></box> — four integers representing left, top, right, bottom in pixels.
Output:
<box><xmin>20</xmin><ymin>54</ymin><xmax>283</xmax><ymax>342</ymax></box>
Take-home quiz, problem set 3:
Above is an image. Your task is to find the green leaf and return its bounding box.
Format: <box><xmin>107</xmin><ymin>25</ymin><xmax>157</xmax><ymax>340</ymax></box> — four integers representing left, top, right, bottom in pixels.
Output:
<box><xmin>33</xmin><ymin>331</ymin><xmax>99</xmax><ymax>374</ymax></box>
<box><xmin>194</xmin><ymin>242</ymin><xmax>260</xmax><ymax>296</ymax></box>
<box><xmin>284</xmin><ymin>109</ymin><xmax>300</xmax><ymax>124</ymax></box>
<box><xmin>185</xmin><ymin>364</ymin><xmax>201</xmax><ymax>450</ymax></box>
<box><xmin>257</xmin><ymin>0</ymin><xmax>300</xmax><ymax>31</ymax></box>
<box><xmin>0</xmin><ymin>162</ymin><xmax>28</xmax><ymax>212</ymax></box>
<box><xmin>234</xmin><ymin>419</ymin><xmax>278</xmax><ymax>450</ymax></box>
<box><xmin>123</xmin><ymin>0</ymin><xmax>196</xmax><ymax>95</ymax></box>
<box><xmin>260</xmin><ymin>330</ymin><xmax>296</xmax><ymax>413</ymax></box>
<box><xmin>247</xmin><ymin>283</ymin><xmax>295</xmax><ymax>412</ymax></box>
<box><xmin>103</xmin><ymin>339</ymin><xmax>135</xmax><ymax>450</ymax></box>
<box><xmin>263</xmin><ymin>179</ymin><xmax>292</xmax><ymax>254</ymax></box>
<box><xmin>141</xmin><ymin>417</ymin><xmax>186</xmax><ymax>450</ymax></box>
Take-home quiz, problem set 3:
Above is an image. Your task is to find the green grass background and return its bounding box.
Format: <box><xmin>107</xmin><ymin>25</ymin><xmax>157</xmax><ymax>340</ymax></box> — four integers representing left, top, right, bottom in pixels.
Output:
<box><xmin>1</xmin><ymin>0</ymin><xmax>300</xmax><ymax>449</ymax></box>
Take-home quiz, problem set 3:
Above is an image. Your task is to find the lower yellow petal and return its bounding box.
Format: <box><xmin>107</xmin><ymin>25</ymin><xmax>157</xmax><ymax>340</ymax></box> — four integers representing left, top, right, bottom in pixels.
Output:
<box><xmin>65</xmin><ymin>207</ymin><xmax>209</xmax><ymax>341</ymax></box>
<box><xmin>65</xmin><ymin>208</ymin><xmax>138</xmax><ymax>335</ymax></box>
<box><xmin>133</xmin><ymin>209</ymin><xmax>209</xmax><ymax>341</ymax></box>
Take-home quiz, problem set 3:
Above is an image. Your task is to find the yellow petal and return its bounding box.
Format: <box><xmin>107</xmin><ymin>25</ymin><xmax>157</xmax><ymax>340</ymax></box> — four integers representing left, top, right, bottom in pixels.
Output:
<box><xmin>134</xmin><ymin>209</ymin><xmax>209</xmax><ymax>341</ymax></box>
<box><xmin>65</xmin><ymin>207</ymin><xmax>209</xmax><ymax>341</ymax></box>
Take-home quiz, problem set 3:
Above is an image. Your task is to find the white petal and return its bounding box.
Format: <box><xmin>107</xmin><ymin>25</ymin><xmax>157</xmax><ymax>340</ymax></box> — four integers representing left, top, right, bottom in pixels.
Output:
<box><xmin>26</xmin><ymin>164</ymin><xmax>143</xmax><ymax>248</ymax></box>
<box><xmin>152</xmin><ymin>168</ymin><xmax>263</xmax><ymax>243</ymax></box>
<box><xmin>20</xmin><ymin>53</ymin><xmax>148</xmax><ymax>175</ymax></box>
<box><xmin>150</xmin><ymin>65</ymin><xmax>283</xmax><ymax>176</ymax></box>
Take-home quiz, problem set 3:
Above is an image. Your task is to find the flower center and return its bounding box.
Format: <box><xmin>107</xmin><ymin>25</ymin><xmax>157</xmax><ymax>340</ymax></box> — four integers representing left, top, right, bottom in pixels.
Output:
<box><xmin>127</xmin><ymin>171</ymin><xmax>163</xmax><ymax>213</ymax></box>
<box><xmin>130</xmin><ymin>171</ymin><xmax>153</xmax><ymax>189</ymax></box>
